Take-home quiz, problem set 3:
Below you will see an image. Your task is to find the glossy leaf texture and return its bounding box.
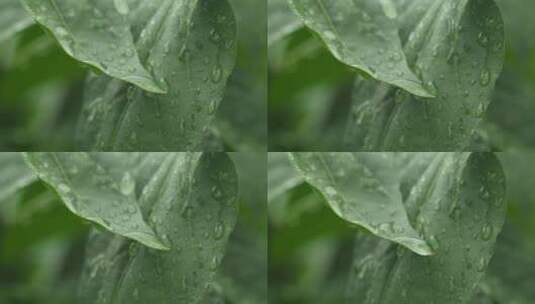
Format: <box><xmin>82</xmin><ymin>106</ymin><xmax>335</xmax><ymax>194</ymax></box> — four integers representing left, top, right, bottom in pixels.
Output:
<box><xmin>20</xmin><ymin>0</ymin><xmax>165</xmax><ymax>93</ymax></box>
<box><xmin>268</xmin><ymin>0</ymin><xmax>302</xmax><ymax>46</ymax></box>
<box><xmin>0</xmin><ymin>0</ymin><xmax>33</xmax><ymax>42</ymax></box>
<box><xmin>77</xmin><ymin>0</ymin><xmax>237</xmax><ymax>151</ymax></box>
<box><xmin>345</xmin><ymin>0</ymin><xmax>504</xmax><ymax>151</ymax></box>
<box><xmin>0</xmin><ymin>152</ymin><xmax>36</xmax><ymax>201</ymax></box>
<box><xmin>23</xmin><ymin>152</ymin><xmax>168</xmax><ymax>250</ymax></box>
<box><xmin>288</xmin><ymin>0</ymin><xmax>433</xmax><ymax>97</ymax></box>
<box><xmin>268</xmin><ymin>152</ymin><xmax>302</xmax><ymax>203</ymax></box>
<box><xmin>77</xmin><ymin>152</ymin><xmax>239</xmax><ymax>304</ymax></box>
<box><xmin>346</xmin><ymin>153</ymin><xmax>506</xmax><ymax>304</ymax></box>
<box><xmin>290</xmin><ymin>152</ymin><xmax>433</xmax><ymax>256</ymax></box>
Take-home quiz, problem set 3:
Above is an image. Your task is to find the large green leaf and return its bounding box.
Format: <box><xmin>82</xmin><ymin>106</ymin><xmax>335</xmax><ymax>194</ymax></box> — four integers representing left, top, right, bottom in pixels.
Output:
<box><xmin>268</xmin><ymin>152</ymin><xmax>302</xmax><ymax>203</ymax></box>
<box><xmin>78</xmin><ymin>152</ymin><xmax>239</xmax><ymax>304</ymax></box>
<box><xmin>23</xmin><ymin>152</ymin><xmax>168</xmax><ymax>250</ymax></box>
<box><xmin>20</xmin><ymin>0</ymin><xmax>165</xmax><ymax>93</ymax></box>
<box><xmin>77</xmin><ymin>0</ymin><xmax>237</xmax><ymax>151</ymax></box>
<box><xmin>288</xmin><ymin>0</ymin><xmax>433</xmax><ymax>97</ymax></box>
<box><xmin>268</xmin><ymin>0</ymin><xmax>302</xmax><ymax>46</ymax></box>
<box><xmin>345</xmin><ymin>0</ymin><xmax>504</xmax><ymax>151</ymax></box>
<box><xmin>0</xmin><ymin>0</ymin><xmax>33</xmax><ymax>42</ymax></box>
<box><xmin>346</xmin><ymin>153</ymin><xmax>506</xmax><ymax>304</ymax></box>
<box><xmin>290</xmin><ymin>152</ymin><xmax>433</xmax><ymax>256</ymax></box>
<box><xmin>0</xmin><ymin>152</ymin><xmax>36</xmax><ymax>201</ymax></box>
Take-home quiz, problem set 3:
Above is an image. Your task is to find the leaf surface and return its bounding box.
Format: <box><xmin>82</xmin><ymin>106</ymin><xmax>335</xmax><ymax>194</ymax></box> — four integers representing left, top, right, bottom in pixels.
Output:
<box><xmin>21</xmin><ymin>0</ymin><xmax>165</xmax><ymax>93</ymax></box>
<box><xmin>23</xmin><ymin>152</ymin><xmax>168</xmax><ymax>250</ymax></box>
<box><xmin>0</xmin><ymin>0</ymin><xmax>33</xmax><ymax>42</ymax></box>
<box><xmin>346</xmin><ymin>153</ymin><xmax>506</xmax><ymax>304</ymax></box>
<box><xmin>77</xmin><ymin>0</ymin><xmax>237</xmax><ymax>151</ymax></box>
<box><xmin>0</xmin><ymin>153</ymin><xmax>36</xmax><ymax>201</ymax></box>
<box><xmin>345</xmin><ymin>0</ymin><xmax>504</xmax><ymax>151</ymax></box>
<box><xmin>290</xmin><ymin>152</ymin><xmax>432</xmax><ymax>255</ymax></box>
<box><xmin>78</xmin><ymin>152</ymin><xmax>239</xmax><ymax>304</ymax></box>
<box><xmin>288</xmin><ymin>0</ymin><xmax>432</xmax><ymax>97</ymax></box>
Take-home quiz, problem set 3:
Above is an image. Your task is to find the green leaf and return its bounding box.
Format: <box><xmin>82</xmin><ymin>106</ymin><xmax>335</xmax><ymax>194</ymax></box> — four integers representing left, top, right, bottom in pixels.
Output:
<box><xmin>0</xmin><ymin>152</ymin><xmax>36</xmax><ymax>201</ymax></box>
<box><xmin>268</xmin><ymin>0</ymin><xmax>302</xmax><ymax>46</ymax></box>
<box><xmin>288</xmin><ymin>0</ymin><xmax>433</xmax><ymax>97</ymax></box>
<box><xmin>345</xmin><ymin>0</ymin><xmax>505</xmax><ymax>151</ymax></box>
<box><xmin>78</xmin><ymin>152</ymin><xmax>239</xmax><ymax>304</ymax></box>
<box><xmin>20</xmin><ymin>0</ymin><xmax>166</xmax><ymax>93</ymax></box>
<box><xmin>76</xmin><ymin>0</ymin><xmax>237</xmax><ymax>151</ymax></box>
<box><xmin>0</xmin><ymin>0</ymin><xmax>33</xmax><ymax>42</ymax></box>
<box><xmin>23</xmin><ymin>152</ymin><xmax>168</xmax><ymax>250</ymax></box>
<box><xmin>268</xmin><ymin>152</ymin><xmax>302</xmax><ymax>203</ymax></box>
<box><xmin>346</xmin><ymin>153</ymin><xmax>506</xmax><ymax>304</ymax></box>
<box><xmin>290</xmin><ymin>152</ymin><xmax>433</xmax><ymax>256</ymax></box>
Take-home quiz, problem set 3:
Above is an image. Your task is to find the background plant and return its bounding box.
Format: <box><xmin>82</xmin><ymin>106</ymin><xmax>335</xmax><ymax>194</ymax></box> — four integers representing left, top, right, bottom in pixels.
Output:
<box><xmin>0</xmin><ymin>0</ymin><xmax>266</xmax><ymax>151</ymax></box>
<box><xmin>269</xmin><ymin>152</ymin><xmax>535</xmax><ymax>304</ymax></box>
<box><xmin>0</xmin><ymin>152</ymin><xmax>267</xmax><ymax>304</ymax></box>
<box><xmin>268</xmin><ymin>0</ymin><xmax>535</xmax><ymax>152</ymax></box>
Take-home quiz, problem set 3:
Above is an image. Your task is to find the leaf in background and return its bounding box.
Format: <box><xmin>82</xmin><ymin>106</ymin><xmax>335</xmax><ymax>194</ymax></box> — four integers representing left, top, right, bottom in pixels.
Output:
<box><xmin>23</xmin><ymin>152</ymin><xmax>168</xmax><ymax>250</ymax></box>
<box><xmin>268</xmin><ymin>152</ymin><xmax>302</xmax><ymax>203</ymax></box>
<box><xmin>268</xmin><ymin>0</ymin><xmax>302</xmax><ymax>46</ymax></box>
<box><xmin>20</xmin><ymin>0</ymin><xmax>165</xmax><ymax>93</ymax></box>
<box><xmin>477</xmin><ymin>223</ymin><xmax>535</xmax><ymax>304</ymax></box>
<box><xmin>288</xmin><ymin>0</ymin><xmax>432</xmax><ymax>97</ymax></box>
<box><xmin>346</xmin><ymin>153</ymin><xmax>506</xmax><ymax>304</ymax></box>
<box><xmin>216</xmin><ymin>0</ymin><xmax>267</xmax><ymax>152</ymax></box>
<box><xmin>216</xmin><ymin>71</ymin><xmax>265</xmax><ymax>152</ymax></box>
<box><xmin>345</xmin><ymin>0</ymin><xmax>504</xmax><ymax>151</ymax></box>
<box><xmin>290</xmin><ymin>152</ymin><xmax>433</xmax><ymax>256</ymax></box>
<box><xmin>220</xmin><ymin>153</ymin><xmax>267</xmax><ymax>304</ymax></box>
<box><xmin>78</xmin><ymin>152</ymin><xmax>239</xmax><ymax>304</ymax></box>
<box><xmin>0</xmin><ymin>152</ymin><xmax>36</xmax><ymax>202</ymax></box>
<box><xmin>0</xmin><ymin>0</ymin><xmax>33</xmax><ymax>42</ymax></box>
<box><xmin>77</xmin><ymin>0</ymin><xmax>237</xmax><ymax>151</ymax></box>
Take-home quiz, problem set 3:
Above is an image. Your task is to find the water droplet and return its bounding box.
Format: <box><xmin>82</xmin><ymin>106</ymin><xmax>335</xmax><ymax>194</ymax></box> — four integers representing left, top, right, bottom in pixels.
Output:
<box><xmin>481</xmin><ymin>224</ymin><xmax>492</xmax><ymax>241</ymax></box>
<box><xmin>120</xmin><ymin>173</ymin><xmax>135</xmax><ymax>195</ymax></box>
<box><xmin>479</xmin><ymin>69</ymin><xmax>490</xmax><ymax>86</ymax></box>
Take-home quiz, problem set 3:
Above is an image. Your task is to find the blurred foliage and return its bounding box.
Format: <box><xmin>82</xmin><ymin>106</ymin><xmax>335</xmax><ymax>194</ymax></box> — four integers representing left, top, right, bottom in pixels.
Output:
<box><xmin>269</xmin><ymin>0</ymin><xmax>535</xmax><ymax>152</ymax></box>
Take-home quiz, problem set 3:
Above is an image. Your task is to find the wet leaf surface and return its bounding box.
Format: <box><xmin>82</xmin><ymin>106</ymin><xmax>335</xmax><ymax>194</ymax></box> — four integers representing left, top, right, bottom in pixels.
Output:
<box><xmin>346</xmin><ymin>153</ymin><xmax>506</xmax><ymax>304</ymax></box>
<box><xmin>344</xmin><ymin>0</ymin><xmax>504</xmax><ymax>151</ymax></box>
<box><xmin>23</xmin><ymin>152</ymin><xmax>168</xmax><ymax>250</ymax></box>
<box><xmin>21</xmin><ymin>0</ymin><xmax>165</xmax><ymax>93</ymax></box>
<box><xmin>76</xmin><ymin>0</ymin><xmax>237</xmax><ymax>151</ymax></box>
<box><xmin>77</xmin><ymin>152</ymin><xmax>239</xmax><ymax>303</ymax></box>
<box><xmin>290</xmin><ymin>152</ymin><xmax>433</xmax><ymax>255</ymax></box>
<box><xmin>288</xmin><ymin>0</ymin><xmax>432</xmax><ymax>97</ymax></box>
